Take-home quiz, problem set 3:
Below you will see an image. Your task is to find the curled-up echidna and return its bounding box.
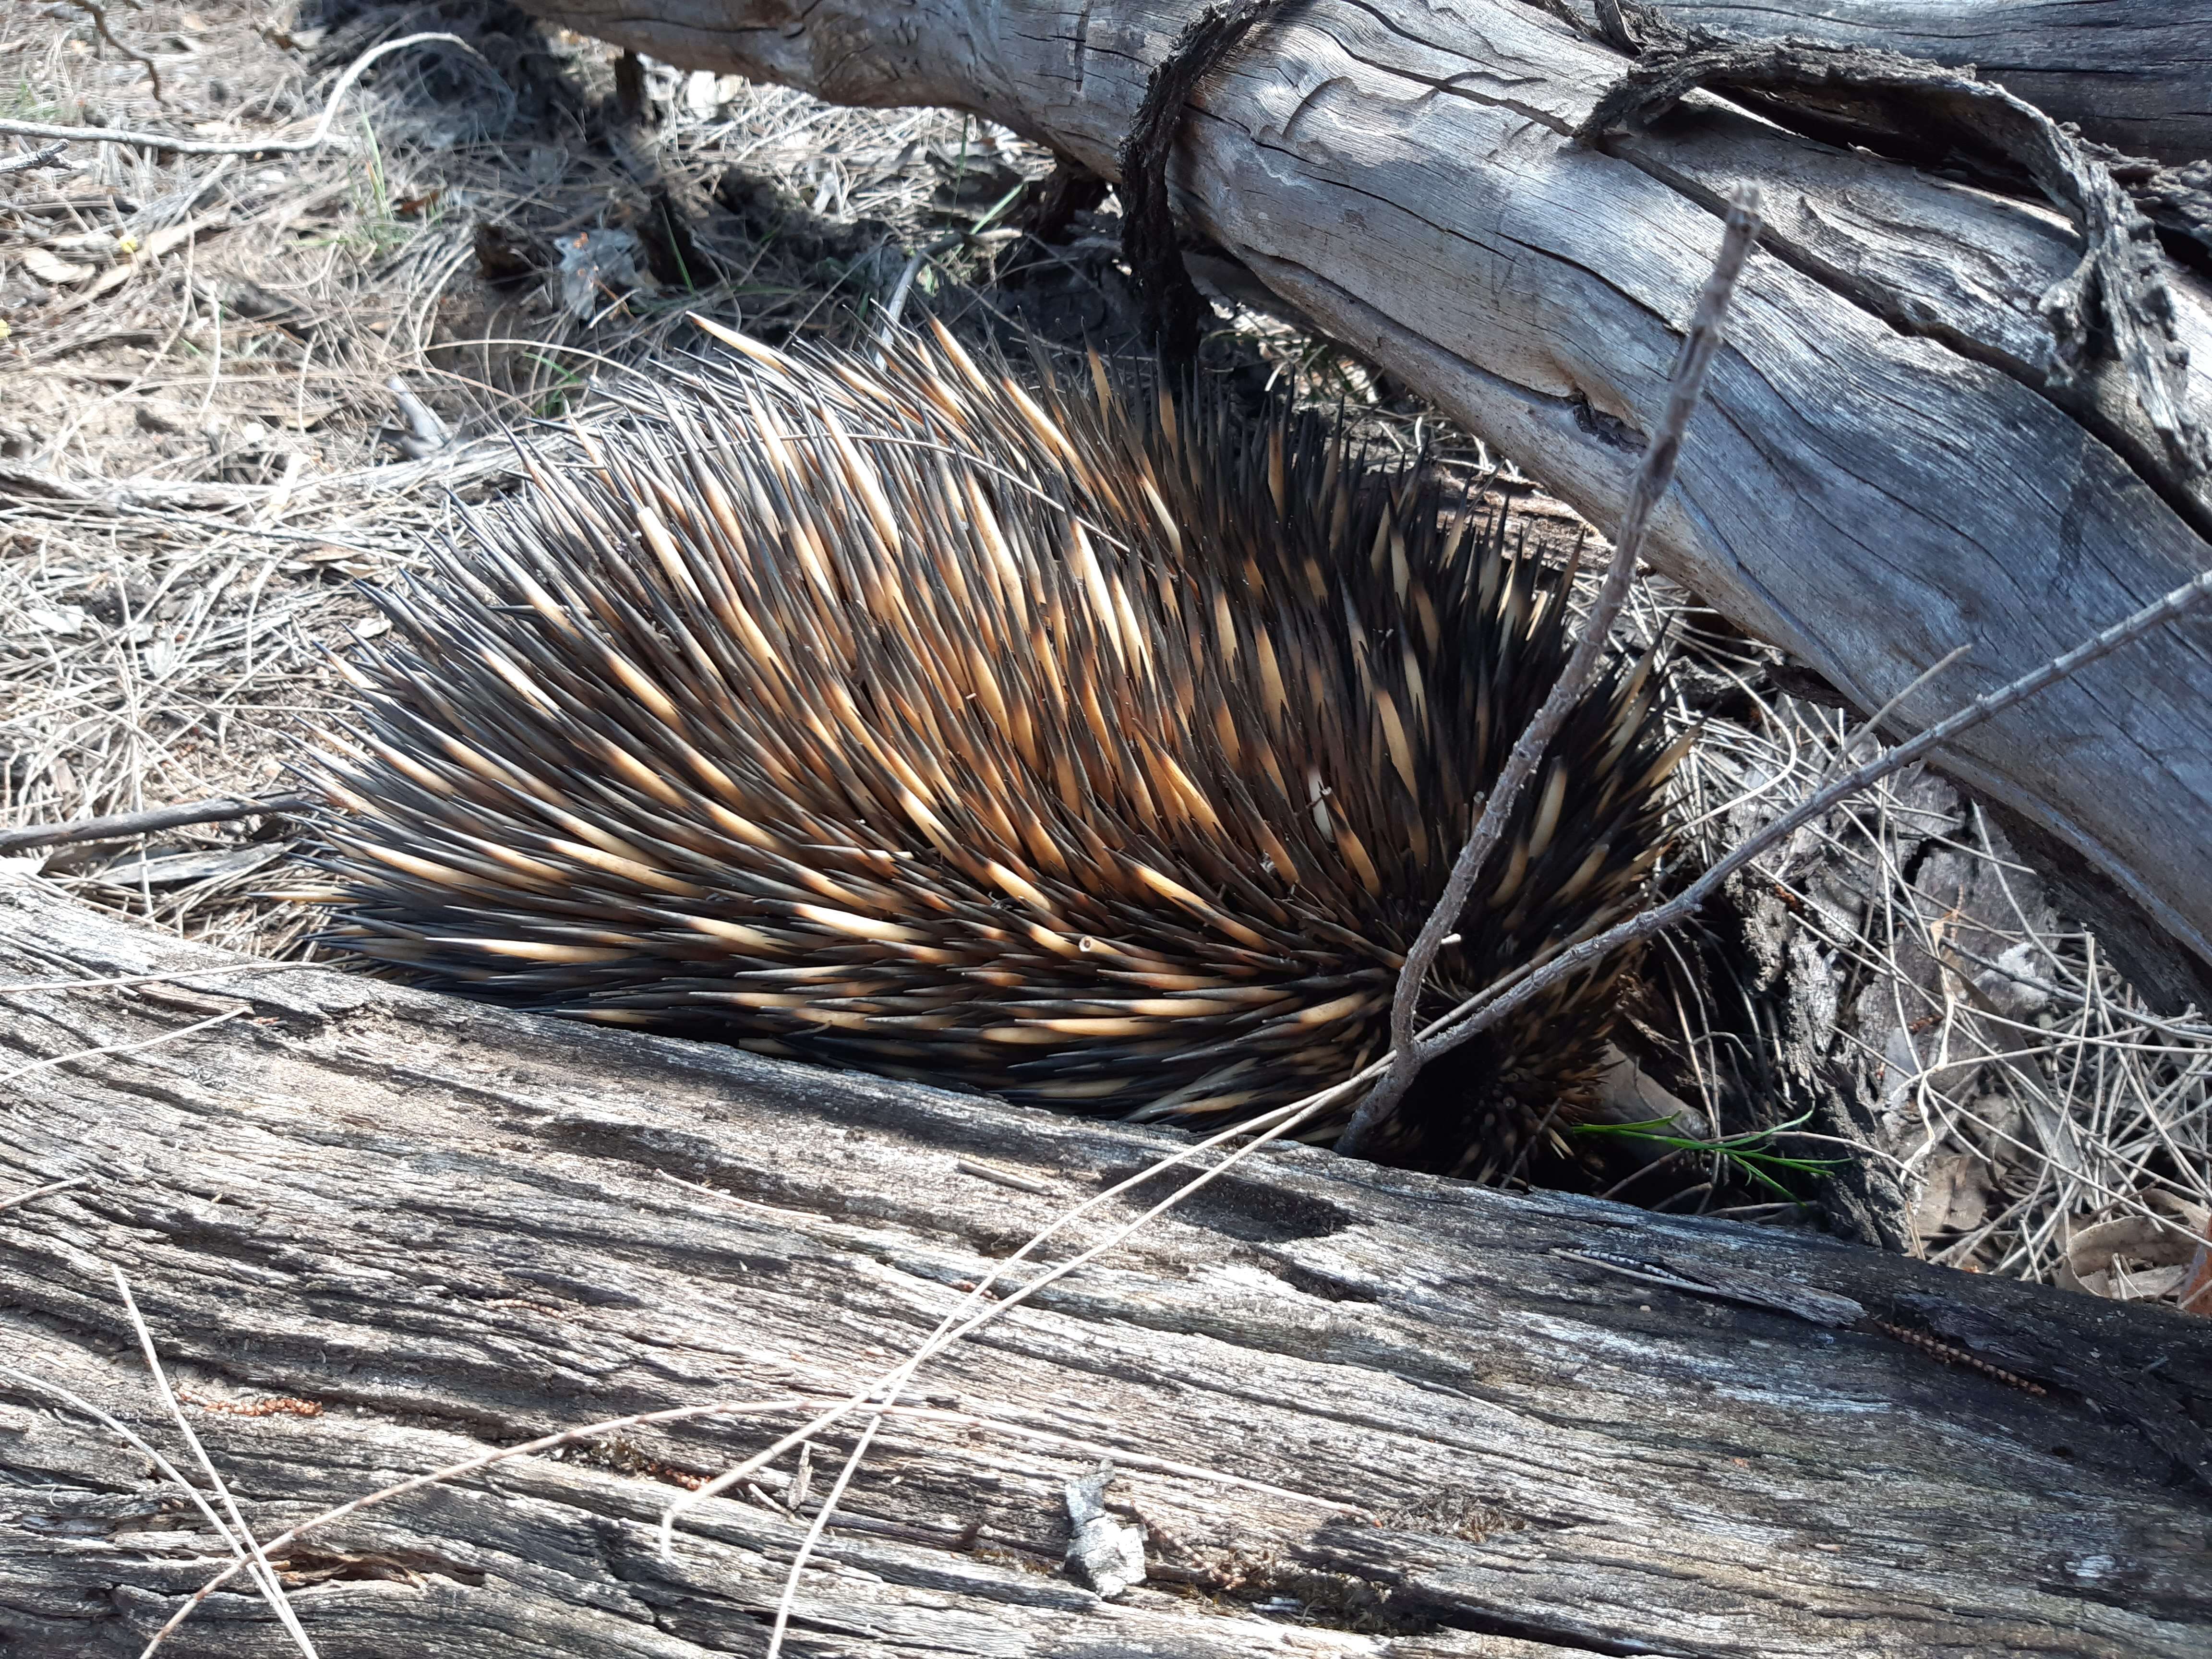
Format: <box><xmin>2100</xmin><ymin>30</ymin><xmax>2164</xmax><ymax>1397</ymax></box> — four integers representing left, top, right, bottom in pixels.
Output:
<box><xmin>312</xmin><ymin>320</ymin><xmax>1688</xmax><ymax>1178</ymax></box>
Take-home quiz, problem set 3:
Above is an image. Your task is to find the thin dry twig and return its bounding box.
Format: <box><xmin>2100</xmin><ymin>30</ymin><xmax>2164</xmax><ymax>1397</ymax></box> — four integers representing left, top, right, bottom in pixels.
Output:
<box><xmin>878</xmin><ymin>233</ymin><xmax>960</xmax><ymax>343</ymax></box>
<box><xmin>0</xmin><ymin>139</ymin><xmax>68</xmax><ymax>175</ymax></box>
<box><xmin>140</xmin><ymin>1397</ymin><xmax>812</xmax><ymax>1658</ymax></box>
<box><xmin>1835</xmin><ymin>643</ymin><xmax>1971</xmax><ymax>764</ymax></box>
<box><xmin>0</xmin><ymin>1174</ymin><xmax>93</xmax><ymax>1213</ymax></box>
<box><xmin>1418</xmin><ymin>556</ymin><xmax>2212</xmax><ymax>1072</ymax></box>
<box><xmin>0</xmin><ymin>963</ymin><xmax>307</xmax><ymax>998</ymax></box>
<box><xmin>0</xmin><ymin>1003</ymin><xmax>245</xmax><ymax>1090</ymax></box>
<box><xmin>0</xmin><ymin>33</ymin><xmax>488</xmax><ymax>157</ymax></box>
<box><xmin>0</xmin><ymin>793</ymin><xmax>313</xmax><ymax>855</ymax></box>
<box><xmin>655</xmin><ymin>1066</ymin><xmax>1379</xmax><ymax>1555</ymax></box>
<box><xmin>766</xmin><ymin>1412</ymin><xmax>885</xmax><ymax>1659</ymax></box>
<box><xmin>0</xmin><ymin>1363</ymin><xmax>259</xmax><ymax>1567</ymax></box>
<box><xmin>58</xmin><ymin>0</ymin><xmax>166</xmax><ymax>103</ymax></box>
<box><xmin>1338</xmin><ymin>189</ymin><xmax>1764</xmax><ymax>1155</ymax></box>
<box><xmin>108</xmin><ymin>1265</ymin><xmax>319</xmax><ymax>1658</ymax></box>
<box><xmin>139</xmin><ymin>1391</ymin><xmax>1358</xmax><ymax>1655</ymax></box>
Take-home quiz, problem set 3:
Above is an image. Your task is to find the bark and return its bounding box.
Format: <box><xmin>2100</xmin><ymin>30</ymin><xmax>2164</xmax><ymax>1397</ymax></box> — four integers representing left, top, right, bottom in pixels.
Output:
<box><xmin>1617</xmin><ymin>2</ymin><xmax>2212</xmax><ymax>162</ymax></box>
<box><xmin>515</xmin><ymin>0</ymin><xmax>2212</xmax><ymax>998</ymax></box>
<box><xmin>2</xmin><ymin>874</ymin><xmax>2209</xmax><ymax>1657</ymax></box>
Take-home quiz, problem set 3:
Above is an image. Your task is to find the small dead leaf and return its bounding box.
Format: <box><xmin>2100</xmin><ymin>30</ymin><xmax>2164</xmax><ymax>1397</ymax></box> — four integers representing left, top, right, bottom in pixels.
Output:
<box><xmin>44</xmin><ymin>229</ymin><xmax>118</xmax><ymax>256</ymax></box>
<box><xmin>556</xmin><ymin>227</ymin><xmax>644</xmax><ymax>321</ymax></box>
<box><xmin>87</xmin><ymin>844</ymin><xmax>283</xmax><ymax>890</ymax></box>
<box><xmin>134</xmin><ymin>399</ymin><xmax>195</xmax><ymax>435</ymax></box>
<box><xmin>474</xmin><ymin>220</ymin><xmax>547</xmax><ymax>286</ymax></box>
<box><xmin>141</xmin><ymin>211</ymin><xmax>229</xmax><ymax>263</ymax></box>
<box><xmin>282</xmin><ymin>555</ymin><xmax>377</xmax><ymax>578</ymax></box>
<box><xmin>271</xmin><ymin>403</ymin><xmax>337</xmax><ymax>432</ymax></box>
<box><xmin>68</xmin><ymin>211</ymin><xmax>233</xmax><ymax>307</ymax></box>
<box><xmin>2176</xmin><ymin>1217</ymin><xmax>2212</xmax><ymax>1320</ymax></box>
<box><xmin>24</xmin><ymin>603</ymin><xmax>90</xmax><ymax>637</ymax></box>
<box><xmin>1912</xmin><ymin>1152</ymin><xmax>2000</xmax><ymax>1241</ymax></box>
<box><xmin>21</xmin><ymin>247</ymin><xmax>94</xmax><ymax>286</ymax></box>
<box><xmin>2058</xmin><ymin>1193</ymin><xmax>2212</xmax><ymax>1305</ymax></box>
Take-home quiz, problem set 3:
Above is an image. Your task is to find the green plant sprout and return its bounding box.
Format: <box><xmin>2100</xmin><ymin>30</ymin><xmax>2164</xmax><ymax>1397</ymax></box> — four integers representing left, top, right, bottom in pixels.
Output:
<box><xmin>523</xmin><ymin>353</ymin><xmax>585</xmax><ymax>419</ymax></box>
<box><xmin>1570</xmin><ymin>1112</ymin><xmax>1845</xmax><ymax>1199</ymax></box>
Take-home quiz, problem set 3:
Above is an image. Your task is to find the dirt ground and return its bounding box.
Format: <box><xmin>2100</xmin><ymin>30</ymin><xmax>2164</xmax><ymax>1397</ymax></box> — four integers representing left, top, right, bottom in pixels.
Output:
<box><xmin>3</xmin><ymin>0</ymin><xmax>2206</xmax><ymax>1304</ymax></box>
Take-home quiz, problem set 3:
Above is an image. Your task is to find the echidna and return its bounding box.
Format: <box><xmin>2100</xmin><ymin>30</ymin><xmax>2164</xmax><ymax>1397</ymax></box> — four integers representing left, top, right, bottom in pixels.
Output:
<box><xmin>312</xmin><ymin>320</ymin><xmax>1687</xmax><ymax>1178</ymax></box>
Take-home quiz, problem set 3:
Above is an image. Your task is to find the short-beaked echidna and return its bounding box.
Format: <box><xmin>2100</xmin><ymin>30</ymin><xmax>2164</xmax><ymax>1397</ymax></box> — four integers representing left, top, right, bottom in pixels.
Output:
<box><xmin>313</xmin><ymin>322</ymin><xmax>1687</xmax><ymax>1178</ymax></box>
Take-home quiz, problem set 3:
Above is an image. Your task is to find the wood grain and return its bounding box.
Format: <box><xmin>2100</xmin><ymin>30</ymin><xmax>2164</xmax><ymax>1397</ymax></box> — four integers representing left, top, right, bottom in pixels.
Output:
<box><xmin>1</xmin><ymin>874</ymin><xmax>2207</xmax><ymax>1655</ymax></box>
<box><xmin>1630</xmin><ymin>1</ymin><xmax>2212</xmax><ymax>161</ymax></box>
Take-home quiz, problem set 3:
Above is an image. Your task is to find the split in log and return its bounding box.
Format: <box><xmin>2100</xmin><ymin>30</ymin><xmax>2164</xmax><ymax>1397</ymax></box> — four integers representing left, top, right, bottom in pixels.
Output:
<box><xmin>513</xmin><ymin>0</ymin><xmax>2212</xmax><ymax>999</ymax></box>
<box><xmin>1601</xmin><ymin>1</ymin><xmax>2212</xmax><ymax>162</ymax></box>
<box><xmin>1</xmin><ymin>873</ymin><xmax>2208</xmax><ymax>1656</ymax></box>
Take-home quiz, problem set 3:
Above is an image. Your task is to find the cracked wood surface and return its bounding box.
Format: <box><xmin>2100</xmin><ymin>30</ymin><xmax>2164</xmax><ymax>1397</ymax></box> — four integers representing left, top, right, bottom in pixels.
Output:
<box><xmin>1</xmin><ymin>875</ymin><xmax>2208</xmax><ymax>1656</ymax></box>
<box><xmin>517</xmin><ymin>0</ymin><xmax>2212</xmax><ymax>987</ymax></box>
<box><xmin>1623</xmin><ymin>1</ymin><xmax>2212</xmax><ymax>161</ymax></box>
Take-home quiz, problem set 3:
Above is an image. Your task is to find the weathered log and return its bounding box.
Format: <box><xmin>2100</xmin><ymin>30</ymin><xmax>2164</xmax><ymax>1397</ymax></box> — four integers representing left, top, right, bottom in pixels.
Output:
<box><xmin>518</xmin><ymin>0</ymin><xmax>2212</xmax><ymax>996</ymax></box>
<box><xmin>1619</xmin><ymin>1</ymin><xmax>2212</xmax><ymax>162</ymax></box>
<box><xmin>1</xmin><ymin>873</ymin><xmax>2208</xmax><ymax>1657</ymax></box>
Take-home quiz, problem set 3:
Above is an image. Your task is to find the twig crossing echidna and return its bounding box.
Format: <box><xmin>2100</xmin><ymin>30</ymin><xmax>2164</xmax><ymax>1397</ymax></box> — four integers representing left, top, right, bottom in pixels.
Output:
<box><xmin>313</xmin><ymin>321</ymin><xmax>1687</xmax><ymax>1177</ymax></box>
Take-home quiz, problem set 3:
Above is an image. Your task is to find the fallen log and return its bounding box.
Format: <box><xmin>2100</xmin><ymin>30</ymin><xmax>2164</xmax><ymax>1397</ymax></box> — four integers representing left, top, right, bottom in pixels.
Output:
<box><xmin>1</xmin><ymin>873</ymin><xmax>2207</xmax><ymax>1656</ymax></box>
<box><xmin>1613</xmin><ymin>1</ymin><xmax>2212</xmax><ymax>161</ymax></box>
<box><xmin>519</xmin><ymin>0</ymin><xmax>2212</xmax><ymax>999</ymax></box>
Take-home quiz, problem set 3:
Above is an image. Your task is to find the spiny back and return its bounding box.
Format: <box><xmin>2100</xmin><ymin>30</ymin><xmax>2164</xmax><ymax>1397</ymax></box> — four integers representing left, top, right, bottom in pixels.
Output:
<box><xmin>313</xmin><ymin>321</ymin><xmax>1686</xmax><ymax>1176</ymax></box>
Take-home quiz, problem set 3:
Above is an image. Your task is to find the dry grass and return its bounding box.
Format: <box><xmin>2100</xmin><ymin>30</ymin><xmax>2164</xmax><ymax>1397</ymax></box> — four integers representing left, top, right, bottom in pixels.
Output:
<box><xmin>0</xmin><ymin>0</ymin><xmax>1035</xmax><ymax>951</ymax></box>
<box><xmin>1662</xmin><ymin>620</ymin><xmax>2212</xmax><ymax>1298</ymax></box>
<box><xmin>1</xmin><ymin>0</ymin><xmax>2203</xmax><ymax>1302</ymax></box>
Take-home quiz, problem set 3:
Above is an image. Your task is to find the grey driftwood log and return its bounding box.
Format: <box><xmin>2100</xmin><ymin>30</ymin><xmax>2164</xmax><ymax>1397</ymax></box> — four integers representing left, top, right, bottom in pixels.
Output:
<box><xmin>518</xmin><ymin>0</ymin><xmax>2212</xmax><ymax>997</ymax></box>
<box><xmin>2</xmin><ymin>874</ymin><xmax>2210</xmax><ymax>1656</ymax></box>
<box><xmin>1574</xmin><ymin>1</ymin><xmax>2212</xmax><ymax>161</ymax></box>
